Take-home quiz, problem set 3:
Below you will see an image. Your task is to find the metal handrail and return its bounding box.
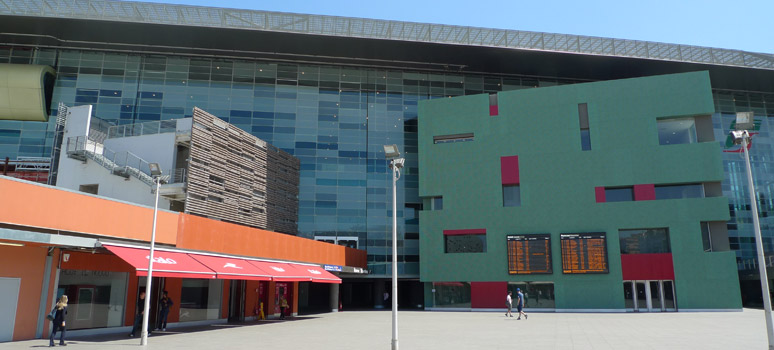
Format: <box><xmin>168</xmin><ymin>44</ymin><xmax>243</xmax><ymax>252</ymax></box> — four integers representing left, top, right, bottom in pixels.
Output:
<box><xmin>65</xmin><ymin>136</ymin><xmax>156</xmax><ymax>187</ymax></box>
<box><xmin>107</xmin><ymin>120</ymin><xmax>178</xmax><ymax>139</ymax></box>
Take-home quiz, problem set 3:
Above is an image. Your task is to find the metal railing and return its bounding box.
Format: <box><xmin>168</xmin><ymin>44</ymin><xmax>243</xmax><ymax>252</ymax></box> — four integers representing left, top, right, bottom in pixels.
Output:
<box><xmin>107</xmin><ymin>120</ymin><xmax>178</xmax><ymax>139</ymax></box>
<box><xmin>3</xmin><ymin>156</ymin><xmax>51</xmax><ymax>171</ymax></box>
<box><xmin>65</xmin><ymin>136</ymin><xmax>156</xmax><ymax>187</ymax></box>
<box><xmin>167</xmin><ymin>167</ymin><xmax>187</xmax><ymax>184</ymax></box>
<box><xmin>1</xmin><ymin>0</ymin><xmax>773</xmax><ymax>70</ymax></box>
<box><xmin>88</xmin><ymin>117</ymin><xmax>115</xmax><ymax>144</ymax></box>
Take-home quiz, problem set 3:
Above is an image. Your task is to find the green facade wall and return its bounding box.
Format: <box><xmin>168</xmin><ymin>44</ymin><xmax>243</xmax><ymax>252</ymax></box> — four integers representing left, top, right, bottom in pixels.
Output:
<box><xmin>417</xmin><ymin>71</ymin><xmax>742</xmax><ymax>310</ymax></box>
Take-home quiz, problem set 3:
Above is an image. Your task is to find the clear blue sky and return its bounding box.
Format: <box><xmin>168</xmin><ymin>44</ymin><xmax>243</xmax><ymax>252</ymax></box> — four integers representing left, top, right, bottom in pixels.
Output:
<box><xmin>138</xmin><ymin>0</ymin><xmax>774</xmax><ymax>54</ymax></box>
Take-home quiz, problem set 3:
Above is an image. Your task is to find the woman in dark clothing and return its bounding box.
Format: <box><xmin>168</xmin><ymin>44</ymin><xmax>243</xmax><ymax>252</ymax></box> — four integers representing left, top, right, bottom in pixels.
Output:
<box><xmin>49</xmin><ymin>295</ymin><xmax>68</xmax><ymax>347</ymax></box>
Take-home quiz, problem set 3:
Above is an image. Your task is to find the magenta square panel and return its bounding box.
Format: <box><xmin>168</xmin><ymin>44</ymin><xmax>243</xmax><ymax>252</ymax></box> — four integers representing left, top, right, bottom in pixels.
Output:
<box><xmin>595</xmin><ymin>187</ymin><xmax>606</xmax><ymax>203</ymax></box>
<box><xmin>633</xmin><ymin>184</ymin><xmax>656</xmax><ymax>201</ymax></box>
<box><xmin>443</xmin><ymin>229</ymin><xmax>487</xmax><ymax>236</ymax></box>
<box><xmin>500</xmin><ymin>156</ymin><xmax>519</xmax><ymax>185</ymax></box>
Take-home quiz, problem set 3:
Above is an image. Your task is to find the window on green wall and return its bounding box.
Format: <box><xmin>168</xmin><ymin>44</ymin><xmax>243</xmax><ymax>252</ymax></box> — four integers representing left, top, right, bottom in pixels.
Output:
<box><xmin>445</xmin><ymin>234</ymin><xmax>486</xmax><ymax>253</ymax></box>
<box><xmin>605</xmin><ymin>187</ymin><xmax>634</xmax><ymax>202</ymax></box>
<box><xmin>503</xmin><ymin>185</ymin><xmax>521</xmax><ymax>207</ymax></box>
<box><xmin>654</xmin><ymin>184</ymin><xmax>704</xmax><ymax>200</ymax></box>
<box><xmin>658</xmin><ymin>118</ymin><xmax>697</xmax><ymax>145</ymax></box>
<box><xmin>618</xmin><ymin>228</ymin><xmax>670</xmax><ymax>254</ymax></box>
<box><xmin>431</xmin><ymin>196</ymin><xmax>443</xmax><ymax>210</ymax></box>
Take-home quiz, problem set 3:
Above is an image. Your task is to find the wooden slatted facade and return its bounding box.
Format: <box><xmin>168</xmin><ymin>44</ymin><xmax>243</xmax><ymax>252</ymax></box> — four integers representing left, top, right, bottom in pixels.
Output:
<box><xmin>187</xmin><ymin>108</ymin><xmax>300</xmax><ymax>234</ymax></box>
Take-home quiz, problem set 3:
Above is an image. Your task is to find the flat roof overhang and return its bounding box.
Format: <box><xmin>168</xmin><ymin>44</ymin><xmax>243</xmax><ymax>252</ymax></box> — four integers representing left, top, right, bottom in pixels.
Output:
<box><xmin>1</xmin><ymin>15</ymin><xmax>773</xmax><ymax>93</ymax></box>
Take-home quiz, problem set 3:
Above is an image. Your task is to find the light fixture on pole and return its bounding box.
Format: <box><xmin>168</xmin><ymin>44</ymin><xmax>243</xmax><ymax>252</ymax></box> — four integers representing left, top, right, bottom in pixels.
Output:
<box><xmin>141</xmin><ymin>163</ymin><xmax>163</xmax><ymax>346</ymax></box>
<box><xmin>729</xmin><ymin>112</ymin><xmax>774</xmax><ymax>350</ymax></box>
<box><xmin>383</xmin><ymin>144</ymin><xmax>404</xmax><ymax>350</ymax></box>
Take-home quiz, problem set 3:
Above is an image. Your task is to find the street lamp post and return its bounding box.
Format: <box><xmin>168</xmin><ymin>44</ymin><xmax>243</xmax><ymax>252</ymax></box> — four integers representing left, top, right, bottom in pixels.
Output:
<box><xmin>383</xmin><ymin>144</ymin><xmax>404</xmax><ymax>350</ymax></box>
<box><xmin>141</xmin><ymin>163</ymin><xmax>163</xmax><ymax>346</ymax></box>
<box><xmin>730</xmin><ymin>112</ymin><xmax>774</xmax><ymax>350</ymax></box>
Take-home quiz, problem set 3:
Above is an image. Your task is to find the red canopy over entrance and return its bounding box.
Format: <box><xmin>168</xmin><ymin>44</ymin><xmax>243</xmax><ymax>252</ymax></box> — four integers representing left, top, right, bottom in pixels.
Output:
<box><xmin>103</xmin><ymin>244</ymin><xmax>216</xmax><ymax>279</ymax></box>
<box><xmin>189</xmin><ymin>254</ymin><xmax>272</xmax><ymax>281</ymax></box>
<box><xmin>295</xmin><ymin>264</ymin><xmax>342</xmax><ymax>284</ymax></box>
<box><xmin>103</xmin><ymin>244</ymin><xmax>341</xmax><ymax>283</ymax></box>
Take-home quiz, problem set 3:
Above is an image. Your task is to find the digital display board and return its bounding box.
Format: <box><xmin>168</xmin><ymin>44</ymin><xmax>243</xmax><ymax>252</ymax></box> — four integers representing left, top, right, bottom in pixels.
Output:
<box><xmin>560</xmin><ymin>233</ymin><xmax>609</xmax><ymax>274</ymax></box>
<box><xmin>507</xmin><ymin>234</ymin><xmax>552</xmax><ymax>274</ymax></box>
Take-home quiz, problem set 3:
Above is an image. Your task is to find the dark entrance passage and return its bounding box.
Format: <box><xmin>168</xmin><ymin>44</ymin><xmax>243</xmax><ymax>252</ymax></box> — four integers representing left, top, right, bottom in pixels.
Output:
<box><xmin>228</xmin><ymin>280</ymin><xmax>245</xmax><ymax>322</ymax></box>
<box><xmin>298</xmin><ymin>282</ymin><xmax>331</xmax><ymax>315</ymax></box>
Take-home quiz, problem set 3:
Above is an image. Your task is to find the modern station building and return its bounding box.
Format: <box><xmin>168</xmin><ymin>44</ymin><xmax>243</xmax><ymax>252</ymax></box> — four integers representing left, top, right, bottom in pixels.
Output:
<box><xmin>418</xmin><ymin>71</ymin><xmax>740</xmax><ymax>311</ymax></box>
<box><xmin>1</xmin><ymin>0</ymin><xmax>774</xmax><ymax>327</ymax></box>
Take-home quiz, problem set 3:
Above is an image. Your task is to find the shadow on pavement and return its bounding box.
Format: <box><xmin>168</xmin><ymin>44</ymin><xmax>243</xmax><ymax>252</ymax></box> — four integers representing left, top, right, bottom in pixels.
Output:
<box><xmin>62</xmin><ymin>316</ymin><xmax>320</xmax><ymax>344</ymax></box>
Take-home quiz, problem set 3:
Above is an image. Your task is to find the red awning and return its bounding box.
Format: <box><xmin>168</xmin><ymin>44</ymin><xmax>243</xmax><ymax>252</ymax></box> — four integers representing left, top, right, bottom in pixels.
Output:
<box><xmin>294</xmin><ymin>264</ymin><xmax>341</xmax><ymax>284</ymax></box>
<box><xmin>290</xmin><ymin>264</ymin><xmax>341</xmax><ymax>283</ymax></box>
<box><xmin>247</xmin><ymin>261</ymin><xmax>311</xmax><ymax>282</ymax></box>
<box><xmin>103</xmin><ymin>244</ymin><xmax>216</xmax><ymax>279</ymax></box>
<box><xmin>246</xmin><ymin>261</ymin><xmax>341</xmax><ymax>284</ymax></box>
<box><xmin>189</xmin><ymin>254</ymin><xmax>272</xmax><ymax>281</ymax></box>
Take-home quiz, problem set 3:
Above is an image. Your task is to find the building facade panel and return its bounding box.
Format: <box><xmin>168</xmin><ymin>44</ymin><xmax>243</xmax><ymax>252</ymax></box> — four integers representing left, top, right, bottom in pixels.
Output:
<box><xmin>418</xmin><ymin>72</ymin><xmax>741</xmax><ymax>310</ymax></box>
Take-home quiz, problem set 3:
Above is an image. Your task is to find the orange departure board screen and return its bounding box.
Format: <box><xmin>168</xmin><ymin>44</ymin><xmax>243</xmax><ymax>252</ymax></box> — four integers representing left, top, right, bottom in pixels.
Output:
<box><xmin>507</xmin><ymin>234</ymin><xmax>552</xmax><ymax>274</ymax></box>
<box><xmin>560</xmin><ymin>233</ymin><xmax>609</xmax><ymax>274</ymax></box>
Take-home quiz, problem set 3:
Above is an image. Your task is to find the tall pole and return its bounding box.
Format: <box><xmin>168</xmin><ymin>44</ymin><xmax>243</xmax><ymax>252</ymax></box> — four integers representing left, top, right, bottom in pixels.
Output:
<box><xmin>742</xmin><ymin>133</ymin><xmax>774</xmax><ymax>350</ymax></box>
<box><xmin>391</xmin><ymin>160</ymin><xmax>399</xmax><ymax>350</ymax></box>
<box><xmin>141</xmin><ymin>177</ymin><xmax>161</xmax><ymax>346</ymax></box>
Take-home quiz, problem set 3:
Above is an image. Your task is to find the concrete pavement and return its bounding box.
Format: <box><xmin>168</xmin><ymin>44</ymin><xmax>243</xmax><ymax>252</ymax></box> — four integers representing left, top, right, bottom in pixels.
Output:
<box><xmin>1</xmin><ymin>309</ymin><xmax>767</xmax><ymax>349</ymax></box>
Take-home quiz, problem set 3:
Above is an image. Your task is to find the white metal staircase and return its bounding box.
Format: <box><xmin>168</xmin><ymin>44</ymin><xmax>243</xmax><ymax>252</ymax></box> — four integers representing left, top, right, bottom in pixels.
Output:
<box><xmin>65</xmin><ymin>136</ymin><xmax>159</xmax><ymax>187</ymax></box>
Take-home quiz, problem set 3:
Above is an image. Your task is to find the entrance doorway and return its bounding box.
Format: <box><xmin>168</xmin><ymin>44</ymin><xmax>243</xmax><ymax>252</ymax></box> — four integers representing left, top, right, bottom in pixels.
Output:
<box><xmin>228</xmin><ymin>280</ymin><xmax>245</xmax><ymax>322</ymax></box>
<box><xmin>623</xmin><ymin>280</ymin><xmax>676</xmax><ymax>312</ymax></box>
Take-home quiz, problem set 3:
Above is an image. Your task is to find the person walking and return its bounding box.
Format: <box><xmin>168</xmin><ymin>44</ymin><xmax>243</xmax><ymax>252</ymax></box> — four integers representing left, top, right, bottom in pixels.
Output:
<box><xmin>279</xmin><ymin>296</ymin><xmax>289</xmax><ymax>320</ymax></box>
<box><xmin>49</xmin><ymin>295</ymin><xmax>68</xmax><ymax>347</ymax></box>
<box><xmin>505</xmin><ymin>291</ymin><xmax>513</xmax><ymax>317</ymax></box>
<box><xmin>157</xmin><ymin>291</ymin><xmax>173</xmax><ymax>331</ymax></box>
<box><xmin>516</xmin><ymin>288</ymin><xmax>528</xmax><ymax>320</ymax></box>
<box><xmin>129</xmin><ymin>291</ymin><xmax>151</xmax><ymax>337</ymax></box>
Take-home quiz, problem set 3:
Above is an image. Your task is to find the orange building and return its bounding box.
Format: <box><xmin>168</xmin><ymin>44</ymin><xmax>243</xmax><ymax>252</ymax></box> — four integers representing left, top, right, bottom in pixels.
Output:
<box><xmin>0</xmin><ymin>176</ymin><xmax>366</xmax><ymax>341</ymax></box>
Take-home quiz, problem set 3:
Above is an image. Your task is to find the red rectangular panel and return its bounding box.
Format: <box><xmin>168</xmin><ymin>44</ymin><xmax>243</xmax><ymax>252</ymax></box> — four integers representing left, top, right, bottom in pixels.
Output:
<box><xmin>500</xmin><ymin>156</ymin><xmax>519</xmax><ymax>185</ymax></box>
<box><xmin>189</xmin><ymin>254</ymin><xmax>272</xmax><ymax>281</ymax></box>
<box><xmin>595</xmin><ymin>187</ymin><xmax>606</xmax><ymax>203</ymax></box>
<box><xmin>471</xmin><ymin>282</ymin><xmax>507</xmax><ymax>308</ymax></box>
<box><xmin>103</xmin><ymin>244</ymin><xmax>216</xmax><ymax>279</ymax></box>
<box><xmin>633</xmin><ymin>184</ymin><xmax>656</xmax><ymax>201</ymax></box>
<box><xmin>620</xmin><ymin>253</ymin><xmax>674</xmax><ymax>280</ymax></box>
<box><xmin>489</xmin><ymin>105</ymin><xmax>499</xmax><ymax>116</ymax></box>
<box><xmin>443</xmin><ymin>229</ymin><xmax>486</xmax><ymax>236</ymax></box>
<box><xmin>247</xmin><ymin>261</ymin><xmax>311</xmax><ymax>282</ymax></box>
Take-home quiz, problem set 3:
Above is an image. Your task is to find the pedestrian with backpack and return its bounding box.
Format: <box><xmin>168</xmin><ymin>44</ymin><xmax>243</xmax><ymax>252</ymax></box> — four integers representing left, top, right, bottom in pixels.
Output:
<box><xmin>48</xmin><ymin>295</ymin><xmax>68</xmax><ymax>347</ymax></box>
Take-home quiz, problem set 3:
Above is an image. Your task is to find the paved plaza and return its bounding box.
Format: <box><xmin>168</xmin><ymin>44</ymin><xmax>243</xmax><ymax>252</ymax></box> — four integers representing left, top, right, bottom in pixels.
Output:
<box><xmin>1</xmin><ymin>309</ymin><xmax>767</xmax><ymax>349</ymax></box>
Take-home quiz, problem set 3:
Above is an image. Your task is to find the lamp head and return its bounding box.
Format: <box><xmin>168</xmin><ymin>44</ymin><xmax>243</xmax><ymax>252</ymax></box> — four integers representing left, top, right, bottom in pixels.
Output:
<box><xmin>383</xmin><ymin>144</ymin><xmax>400</xmax><ymax>159</ymax></box>
<box><xmin>735</xmin><ymin>112</ymin><xmax>754</xmax><ymax>131</ymax></box>
<box><xmin>148</xmin><ymin>163</ymin><xmax>162</xmax><ymax>176</ymax></box>
<box><xmin>729</xmin><ymin>130</ymin><xmax>748</xmax><ymax>145</ymax></box>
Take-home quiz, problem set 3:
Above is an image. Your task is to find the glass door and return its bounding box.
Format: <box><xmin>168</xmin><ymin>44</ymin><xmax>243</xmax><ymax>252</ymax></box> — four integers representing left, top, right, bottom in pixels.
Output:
<box><xmin>662</xmin><ymin>280</ymin><xmax>676</xmax><ymax>311</ymax></box>
<box><xmin>635</xmin><ymin>282</ymin><xmax>647</xmax><ymax>311</ymax></box>
<box><xmin>649</xmin><ymin>281</ymin><xmax>663</xmax><ymax>312</ymax></box>
<box><xmin>623</xmin><ymin>282</ymin><xmax>634</xmax><ymax>310</ymax></box>
<box><xmin>624</xmin><ymin>280</ymin><xmax>676</xmax><ymax>312</ymax></box>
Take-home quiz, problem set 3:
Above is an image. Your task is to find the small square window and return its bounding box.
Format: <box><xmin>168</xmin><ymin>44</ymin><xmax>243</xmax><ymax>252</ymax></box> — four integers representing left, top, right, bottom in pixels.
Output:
<box><xmin>503</xmin><ymin>185</ymin><xmax>521</xmax><ymax>207</ymax></box>
<box><xmin>432</xmin><ymin>196</ymin><xmax>443</xmax><ymax>210</ymax></box>
<box><xmin>658</xmin><ymin>118</ymin><xmax>697</xmax><ymax>145</ymax></box>
<box><xmin>580</xmin><ymin>129</ymin><xmax>591</xmax><ymax>151</ymax></box>
<box><xmin>445</xmin><ymin>234</ymin><xmax>487</xmax><ymax>253</ymax></box>
<box><xmin>605</xmin><ymin>187</ymin><xmax>633</xmax><ymax>202</ymax></box>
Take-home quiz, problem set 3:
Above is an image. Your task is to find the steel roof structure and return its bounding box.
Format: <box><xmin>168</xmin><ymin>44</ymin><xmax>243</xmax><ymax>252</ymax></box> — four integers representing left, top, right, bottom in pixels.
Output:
<box><xmin>2</xmin><ymin>0</ymin><xmax>773</xmax><ymax>70</ymax></box>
